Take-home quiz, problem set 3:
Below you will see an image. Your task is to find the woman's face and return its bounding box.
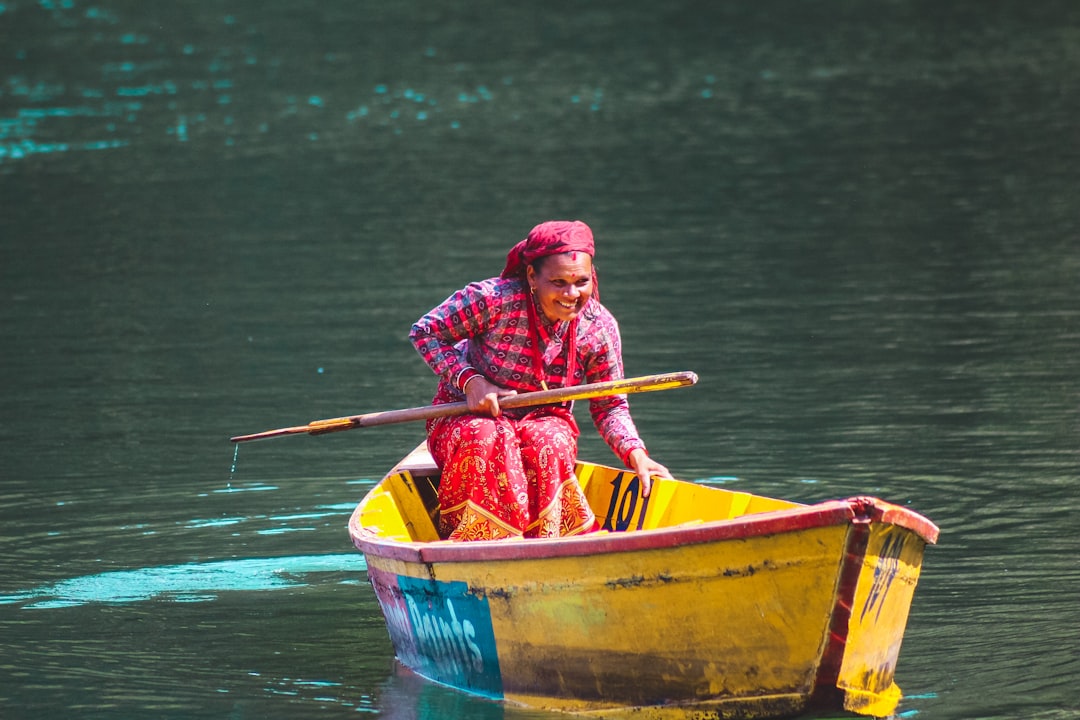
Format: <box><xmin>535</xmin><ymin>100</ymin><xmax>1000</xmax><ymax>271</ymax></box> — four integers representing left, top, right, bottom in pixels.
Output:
<box><xmin>527</xmin><ymin>252</ymin><xmax>594</xmax><ymax>323</ymax></box>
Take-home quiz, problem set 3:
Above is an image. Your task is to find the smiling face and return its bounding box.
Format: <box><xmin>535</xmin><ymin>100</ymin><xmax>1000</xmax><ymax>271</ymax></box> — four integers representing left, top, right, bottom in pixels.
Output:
<box><xmin>526</xmin><ymin>252</ymin><xmax>594</xmax><ymax>323</ymax></box>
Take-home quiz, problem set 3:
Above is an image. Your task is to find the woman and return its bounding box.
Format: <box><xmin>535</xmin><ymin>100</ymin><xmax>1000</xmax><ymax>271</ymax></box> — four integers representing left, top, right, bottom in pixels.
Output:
<box><xmin>410</xmin><ymin>220</ymin><xmax>671</xmax><ymax>541</ymax></box>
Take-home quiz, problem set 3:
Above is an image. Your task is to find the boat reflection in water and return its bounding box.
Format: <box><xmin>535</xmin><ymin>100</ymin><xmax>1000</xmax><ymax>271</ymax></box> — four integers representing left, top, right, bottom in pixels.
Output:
<box><xmin>351</xmin><ymin>443</ymin><xmax>939</xmax><ymax>719</ymax></box>
<box><xmin>375</xmin><ymin>661</ymin><xmax>513</xmax><ymax>720</ymax></box>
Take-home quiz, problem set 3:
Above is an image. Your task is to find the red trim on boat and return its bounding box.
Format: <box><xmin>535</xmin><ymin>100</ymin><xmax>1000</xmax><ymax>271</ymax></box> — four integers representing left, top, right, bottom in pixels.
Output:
<box><xmin>351</xmin><ymin>496</ymin><xmax>937</xmax><ymax>565</ymax></box>
<box><xmin>874</xmin><ymin>501</ymin><xmax>940</xmax><ymax>544</ymax></box>
<box><xmin>808</xmin><ymin>508</ymin><xmax>872</xmax><ymax>709</ymax></box>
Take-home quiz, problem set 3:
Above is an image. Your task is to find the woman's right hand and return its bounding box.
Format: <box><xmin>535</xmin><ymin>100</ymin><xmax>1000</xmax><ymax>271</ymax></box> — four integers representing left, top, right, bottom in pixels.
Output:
<box><xmin>463</xmin><ymin>376</ymin><xmax>517</xmax><ymax>417</ymax></box>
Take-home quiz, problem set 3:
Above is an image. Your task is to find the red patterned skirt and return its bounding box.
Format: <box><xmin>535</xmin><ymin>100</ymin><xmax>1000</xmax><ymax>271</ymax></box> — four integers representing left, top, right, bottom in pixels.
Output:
<box><xmin>427</xmin><ymin>404</ymin><xmax>599</xmax><ymax>542</ymax></box>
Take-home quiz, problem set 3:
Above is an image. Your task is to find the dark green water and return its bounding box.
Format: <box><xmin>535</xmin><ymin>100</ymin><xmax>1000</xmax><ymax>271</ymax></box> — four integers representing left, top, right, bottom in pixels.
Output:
<box><xmin>2</xmin><ymin>1</ymin><xmax>1078</xmax><ymax>718</ymax></box>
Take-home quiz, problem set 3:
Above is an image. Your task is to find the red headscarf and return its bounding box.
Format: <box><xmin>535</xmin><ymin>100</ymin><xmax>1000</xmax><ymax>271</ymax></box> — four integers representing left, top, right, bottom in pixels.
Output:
<box><xmin>500</xmin><ymin>220</ymin><xmax>596</xmax><ymax>282</ymax></box>
<box><xmin>500</xmin><ymin>220</ymin><xmax>597</xmax><ymax>390</ymax></box>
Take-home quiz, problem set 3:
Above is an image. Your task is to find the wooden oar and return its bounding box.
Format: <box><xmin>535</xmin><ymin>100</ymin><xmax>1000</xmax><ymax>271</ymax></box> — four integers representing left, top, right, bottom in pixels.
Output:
<box><xmin>230</xmin><ymin>370</ymin><xmax>698</xmax><ymax>443</ymax></box>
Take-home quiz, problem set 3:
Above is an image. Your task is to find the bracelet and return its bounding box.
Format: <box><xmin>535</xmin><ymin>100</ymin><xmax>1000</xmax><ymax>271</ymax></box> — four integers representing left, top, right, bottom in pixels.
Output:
<box><xmin>453</xmin><ymin>366</ymin><xmax>476</xmax><ymax>388</ymax></box>
<box><xmin>461</xmin><ymin>373</ymin><xmax>483</xmax><ymax>393</ymax></box>
<box><xmin>455</xmin><ymin>367</ymin><xmax>482</xmax><ymax>392</ymax></box>
<box><xmin>622</xmin><ymin>445</ymin><xmax>647</xmax><ymax>467</ymax></box>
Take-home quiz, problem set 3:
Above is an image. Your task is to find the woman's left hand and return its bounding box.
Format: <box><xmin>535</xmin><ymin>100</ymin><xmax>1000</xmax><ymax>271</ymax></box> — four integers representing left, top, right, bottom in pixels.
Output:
<box><xmin>627</xmin><ymin>448</ymin><xmax>672</xmax><ymax>498</ymax></box>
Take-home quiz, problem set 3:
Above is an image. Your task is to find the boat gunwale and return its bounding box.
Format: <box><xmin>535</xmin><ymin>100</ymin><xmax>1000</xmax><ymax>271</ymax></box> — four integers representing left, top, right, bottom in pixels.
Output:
<box><xmin>349</xmin><ymin>486</ymin><xmax>939</xmax><ymax>565</ymax></box>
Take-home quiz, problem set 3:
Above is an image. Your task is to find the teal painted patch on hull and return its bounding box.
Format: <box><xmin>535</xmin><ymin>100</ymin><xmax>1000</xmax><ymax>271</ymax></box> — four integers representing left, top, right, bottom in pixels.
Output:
<box><xmin>368</xmin><ymin>567</ymin><xmax>503</xmax><ymax>699</ymax></box>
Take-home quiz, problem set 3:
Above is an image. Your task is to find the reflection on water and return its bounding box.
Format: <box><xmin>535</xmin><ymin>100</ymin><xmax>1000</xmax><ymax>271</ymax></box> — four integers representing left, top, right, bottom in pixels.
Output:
<box><xmin>1</xmin><ymin>1</ymin><xmax>655</xmax><ymax>164</ymax></box>
<box><xmin>376</xmin><ymin>664</ymin><xmax>512</xmax><ymax>720</ymax></box>
<box><xmin>0</xmin><ymin>554</ymin><xmax>367</xmax><ymax>609</ymax></box>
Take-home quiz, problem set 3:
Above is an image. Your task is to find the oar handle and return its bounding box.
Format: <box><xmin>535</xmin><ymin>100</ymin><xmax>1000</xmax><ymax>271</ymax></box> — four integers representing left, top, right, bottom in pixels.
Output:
<box><xmin>230</xmin><ymin>370</ymin><xmax>698</xmax><ymax>443</ymax></box>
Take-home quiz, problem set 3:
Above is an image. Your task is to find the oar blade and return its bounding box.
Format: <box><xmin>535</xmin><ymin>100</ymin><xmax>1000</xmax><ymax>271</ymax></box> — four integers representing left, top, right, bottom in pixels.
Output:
<box><xmin>229</xmin><ymin>425</ymin><xmax>312</xmax><ymax>443</ymax></box>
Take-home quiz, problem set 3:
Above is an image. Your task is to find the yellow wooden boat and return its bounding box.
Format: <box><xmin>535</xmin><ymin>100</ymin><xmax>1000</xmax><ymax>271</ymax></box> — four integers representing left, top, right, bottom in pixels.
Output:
<box><xmin>348</xmin><ymin>443</ymin><xmax>939</xmax><ymax>719</ymax></box>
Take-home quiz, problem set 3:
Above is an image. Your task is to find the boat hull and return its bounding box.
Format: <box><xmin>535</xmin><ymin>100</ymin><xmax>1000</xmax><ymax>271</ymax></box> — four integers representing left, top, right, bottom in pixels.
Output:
<box><xmin>350</xmin><ymin>445</ymin><xmax>938</xmax><ymax>718</ymax></box>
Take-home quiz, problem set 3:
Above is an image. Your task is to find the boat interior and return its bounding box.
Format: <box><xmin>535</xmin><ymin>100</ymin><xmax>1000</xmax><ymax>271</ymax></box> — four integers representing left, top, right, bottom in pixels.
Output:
<box><xmin>356</xmin><ymin>445</ymin><xmax>801</xmax><ymax>543</ymax></box>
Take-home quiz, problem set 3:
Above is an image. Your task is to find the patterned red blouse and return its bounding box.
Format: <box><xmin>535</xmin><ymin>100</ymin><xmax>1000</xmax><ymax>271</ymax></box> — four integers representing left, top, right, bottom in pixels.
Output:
<box><xmin>410</xmin><ymin>276</ymin><xmax>646</xmax><ymax>464</ymax></box>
